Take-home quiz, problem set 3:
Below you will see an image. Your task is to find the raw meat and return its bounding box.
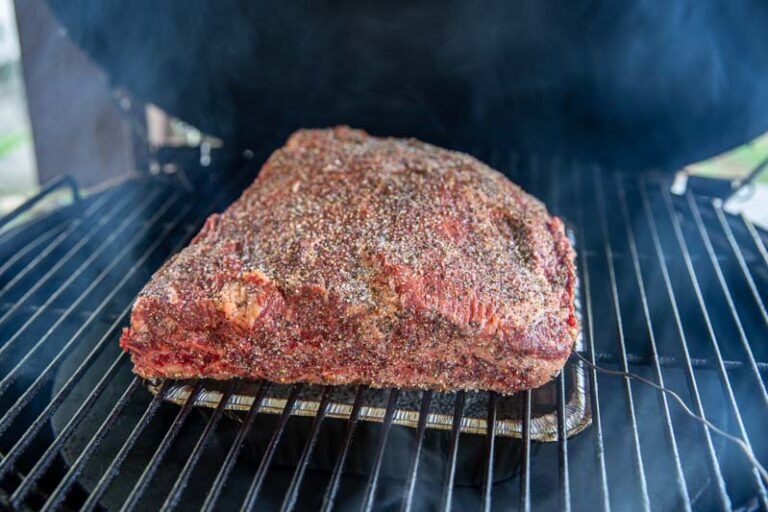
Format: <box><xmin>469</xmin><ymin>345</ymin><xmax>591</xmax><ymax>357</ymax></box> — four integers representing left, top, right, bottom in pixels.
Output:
<box><xmin>120</xmin><ymin>127</ymin><xmax>577</xmax><ymax>394</ymax></box>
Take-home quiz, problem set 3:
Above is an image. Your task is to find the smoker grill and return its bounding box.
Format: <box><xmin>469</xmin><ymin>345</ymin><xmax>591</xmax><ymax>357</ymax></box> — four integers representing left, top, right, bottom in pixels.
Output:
<box><xmin>0</xmin><ymin>148</ymin><xmax>766</xmax><ymax>511</ymax></box>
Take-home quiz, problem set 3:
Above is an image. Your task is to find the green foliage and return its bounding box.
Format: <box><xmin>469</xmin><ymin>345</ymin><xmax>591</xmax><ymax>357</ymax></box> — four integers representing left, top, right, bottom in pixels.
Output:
<box><xmin>689</xmin><ymin>132</ymin><xmax>768</xmax><ymax>183</ymax></box>
<box><xmin>0</xmin><ymin>130</ymin><xmax>29</xmax><ymax>158</ymax></box>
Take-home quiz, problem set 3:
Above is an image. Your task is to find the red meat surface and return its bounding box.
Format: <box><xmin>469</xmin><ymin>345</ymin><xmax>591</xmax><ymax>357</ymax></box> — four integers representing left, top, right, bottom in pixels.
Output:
<box><xmin>120</xmin><ymin>127</ymin><xmax>578</xmax><ymax>394</ymax></box>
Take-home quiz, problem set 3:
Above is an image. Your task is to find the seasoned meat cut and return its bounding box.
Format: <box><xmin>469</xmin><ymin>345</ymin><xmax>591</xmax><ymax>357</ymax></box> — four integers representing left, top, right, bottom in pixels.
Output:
<box><xmin>120</xmin><ymin>127</ymin><xmax>578</xmax><ymax>393</ymax></box>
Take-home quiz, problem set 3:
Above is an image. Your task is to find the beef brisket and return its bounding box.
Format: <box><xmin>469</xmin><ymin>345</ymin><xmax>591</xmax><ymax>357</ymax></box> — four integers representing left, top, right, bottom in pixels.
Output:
<box><xmin>120</xmin><ymin>127</ymin><xmax>578</xmax><ymax>394</ymax></box>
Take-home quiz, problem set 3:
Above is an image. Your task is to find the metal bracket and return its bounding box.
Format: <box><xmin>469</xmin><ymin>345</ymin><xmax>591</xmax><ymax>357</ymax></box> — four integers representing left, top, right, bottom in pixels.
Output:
<box><xmin>682</xmin><ymin>155</ymin><xmax>768</xmax><ymax>200</ymax></box>
<box><xmin>729</xmin><ymin>154</ymin><xmax>768</xmax><ymax>199</ymax></box>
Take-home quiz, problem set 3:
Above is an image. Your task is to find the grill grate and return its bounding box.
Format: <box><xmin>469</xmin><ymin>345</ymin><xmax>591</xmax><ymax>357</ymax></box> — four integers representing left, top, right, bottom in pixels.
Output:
<box><xmin>0</xmin><ymin>153</ymin><xmax>767</xmax><ymax>511</ymax></box>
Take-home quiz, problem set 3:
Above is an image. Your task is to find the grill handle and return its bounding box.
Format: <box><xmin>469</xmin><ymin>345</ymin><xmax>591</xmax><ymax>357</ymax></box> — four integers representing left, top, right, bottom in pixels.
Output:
<box><xmin>0</xmin><ymin>175</ymin><xmax>81</xmax><ymax>233</ymax></box>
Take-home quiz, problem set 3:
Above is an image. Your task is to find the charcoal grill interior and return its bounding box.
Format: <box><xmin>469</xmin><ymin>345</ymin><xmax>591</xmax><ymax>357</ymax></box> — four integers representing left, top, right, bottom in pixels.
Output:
<box><xmin>1</xmin><ymin>150</ymin><xmax>767</xmax><ymax>511</ymax></box>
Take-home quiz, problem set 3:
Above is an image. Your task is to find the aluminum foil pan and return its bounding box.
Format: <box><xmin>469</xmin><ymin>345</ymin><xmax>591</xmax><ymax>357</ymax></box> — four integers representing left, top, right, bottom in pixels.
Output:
<box><xmin>146</xmin><ymin>232</ymin><xmax>590</xmax><ymax>442</ymax></box>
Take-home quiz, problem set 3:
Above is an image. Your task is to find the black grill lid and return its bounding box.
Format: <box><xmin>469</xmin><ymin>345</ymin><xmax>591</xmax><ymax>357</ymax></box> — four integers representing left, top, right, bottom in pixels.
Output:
<box><xmin>46</xmin><ymin>0</ymin><xmax>768</xmax><ymax>172</ymax></box>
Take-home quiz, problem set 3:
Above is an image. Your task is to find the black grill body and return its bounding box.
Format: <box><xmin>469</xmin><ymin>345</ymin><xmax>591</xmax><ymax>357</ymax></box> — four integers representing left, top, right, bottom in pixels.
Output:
<box><xmin>0</xmin><ymin>153</ymin><xmax>767</xmax><ymax>511</ymax></box>
<box><xmin>44</xmin><ymin>0</ymin><xmax>768</xmax><ymax>173</ymax></box>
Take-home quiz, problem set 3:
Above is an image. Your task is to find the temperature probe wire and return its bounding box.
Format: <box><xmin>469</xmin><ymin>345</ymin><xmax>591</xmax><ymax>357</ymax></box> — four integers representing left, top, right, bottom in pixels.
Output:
<box><xmin>570</xmin><ymin>351</ymin><xmax>768</xmax><ymax>486</ymax></box>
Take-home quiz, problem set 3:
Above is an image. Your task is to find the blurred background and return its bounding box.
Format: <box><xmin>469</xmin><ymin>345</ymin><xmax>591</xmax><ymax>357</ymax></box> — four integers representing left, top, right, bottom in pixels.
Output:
<box><xmin>0</xmin><ymin>0</ymin><xmax>35</xmax><ymax>213</ymax></box>
<box><xmin>0</xmin><ymin>0</ymin><xmax>208</xmax><ymax>226</ymax></box>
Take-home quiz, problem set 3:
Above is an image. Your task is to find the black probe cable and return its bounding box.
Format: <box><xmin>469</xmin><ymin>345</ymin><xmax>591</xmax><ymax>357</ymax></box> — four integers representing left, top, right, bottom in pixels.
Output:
<box><xmin>570</xmin><ymin>351</ymin><xmax>768</xmax><ymax>486</ymax></box>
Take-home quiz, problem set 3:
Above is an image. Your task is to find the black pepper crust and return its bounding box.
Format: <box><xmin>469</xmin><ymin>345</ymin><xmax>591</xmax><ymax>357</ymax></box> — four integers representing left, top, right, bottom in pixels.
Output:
<box><xmin>120</xmin><ymin>126</ymin><xmax>578</xmax><ymax>394</ymax></box>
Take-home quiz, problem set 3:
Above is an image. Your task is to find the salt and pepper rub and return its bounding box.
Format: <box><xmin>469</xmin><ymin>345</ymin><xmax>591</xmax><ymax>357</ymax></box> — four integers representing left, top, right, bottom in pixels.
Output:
<box><xmin>121</xmin><ymin>127</ymin><xmax>577</xmax><ymax>394</ymax></box>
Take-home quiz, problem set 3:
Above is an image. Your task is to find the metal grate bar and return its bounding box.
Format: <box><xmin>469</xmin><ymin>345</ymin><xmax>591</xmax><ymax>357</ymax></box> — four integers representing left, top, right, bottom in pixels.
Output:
<box><xmin>588</xmin><ymin>352</ymin><xmax>768</xmax><ymax>372</ymax></box>
<box><xmin>2</xmin><ymin>161</ymin><xmax>765</xmax><ymax>510</ymax></box>
<box><xmin>399</xmin><ymin>390</ymin><xmax>433</xmax><ymax>512</ymax></box>
<box><xmin>73</xmin><ymin>382</ymin><xmax>171</xmax><ymax>512</ymax></box>
<box><xmin>0</xmin><ymin>221</ymin><xmax>67</xmax><ymax>280</ymax></box>
<box><xmin>660</xmin><ymin>187</ymin><xmax>768</xmax><ymax>508</ymax></box>
<box><xmin>573</xmin><ymin>165</ymin><xmax>611</xmax><ymax>512</ymax></box>
<box><xmin>440</xmin><ymin>391</ymin><xmax>465</xmax><ymax>512</ymax></box>
<box><xmin>39</xmin><ymin>377</ymin><xmax>147</xmax><ymax>512</ymax></box>
<box><xmin>593</xmin><ymin>168</ymin><xmax>651</xmax><ymax>512</ymax></box>
<box><xmin>0</xmin><ymin>301</ymin><xmax>116</xmax><ymax>320</ymax></box>
<box><xmin>556</xmin><ymin>374</ymin><xmax>571</xmax><ymax>512</ymax></box>
<box><xmin>280</xmin><ymin>386</ymin><xmax>334</xmax><ymax>512</ymax></box>
<box><xmin>0</xmin><ymin>175</ymin><xmax>79</xmax><ymax>232</ymax></box>
<box><xmin>1</xmin><ymin>174</ymin><xmax>249</xmax><ymax>510</ymax></box>
<box><xmin>742</xmin><ymin>214</ymin><xmax>768</xmax><ymax>268</ymax></box>
<box><xmin>0</xmin><ymin>198</ymin><xmax>181</xmax><ymax>426</ymax></box>
<box><xmin>713</xmin><ymin>207</ymin><xmax>768</xmax><ymax>327</ymax></box>
<box><xmin>0</xmin><ymin>305</ymin><xmax>126</xmax><ymax>442</ymax></box>
<box><xmin>615</xmin><ymin>177</ymin><xmax>692</xmax><ymax>512</ymax></box>
<box><xmin>320</xmin><ymin>386</ymin><xmax>366</xmax><ymax>512</ymax></box>
<box><xmin>638</xmin><ymin>180</ymin><xmax>731</xmax><ymax>510</ymax></box>
<box><xmin>481</xmin><ymin>391</ymin><xmax>498</xmax><ymax>512</ymax></box>
<box><xmin>0</xmin><ymin>187</ymin><xmax>172</xmax><ymax>379</ymax></box>
<box><xmin>548</xmin><ymin>159</ymin><xmax>572</xmax><ymax>512</ymax></box>
<box><xmin>360</xmin><ymin>388</ymin><xmax>400</xmax><ymax>512</ymax></box>
<box><xmin>160</xmin><ymin>383</ymin><xmax>237</xmax><ymax>512</ymax></box>
<box><xmin>1</xmin><ymin>173</ymin><xmax>241</xmax><ymax>444</ymax></box>
<box><xmin>0</xmin><ymin>185</ymin><xmax>136</xmax><ymax>315</ymax></box>
<box><xmin>0</xmin><ymin>182</ymin><xmax>112</xmax><ymax>267</ymax></box>
<box><xmin>240</xmin><ymin>384</ymin><xmax>303</xmax><ymax>512</ymax></box>
<box><xmin>201</xmin><ymin>382</ymin><xmax>270</xmax><ymax>512</ymax></box>
<box><xmin>519</xmin><ymin>390</ymin><xmax>532</xmax><ymax>512</ymax></box>
<box><xmin>3</xmin><ymin>351</ymin><xmax>128</xmax><ymax>504</ymax></box>
<box><xmin>0</xmin><ymin>194</ymin><xmax>192</xmax><ymax>435</ymax></box>
<box><xmin>81</xmin><ymin>174</ymin><xmax>255</xmax><ymax>512</ymax></box>
<box><xmin>686</xmin><ymin>194</ymin><xmax>768</xmax><ymax>408</ymax></box>
<box><xmin>119</xmin><ymin>382</ymin><xmax>206</xmax><ymax>512</ymax></box>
